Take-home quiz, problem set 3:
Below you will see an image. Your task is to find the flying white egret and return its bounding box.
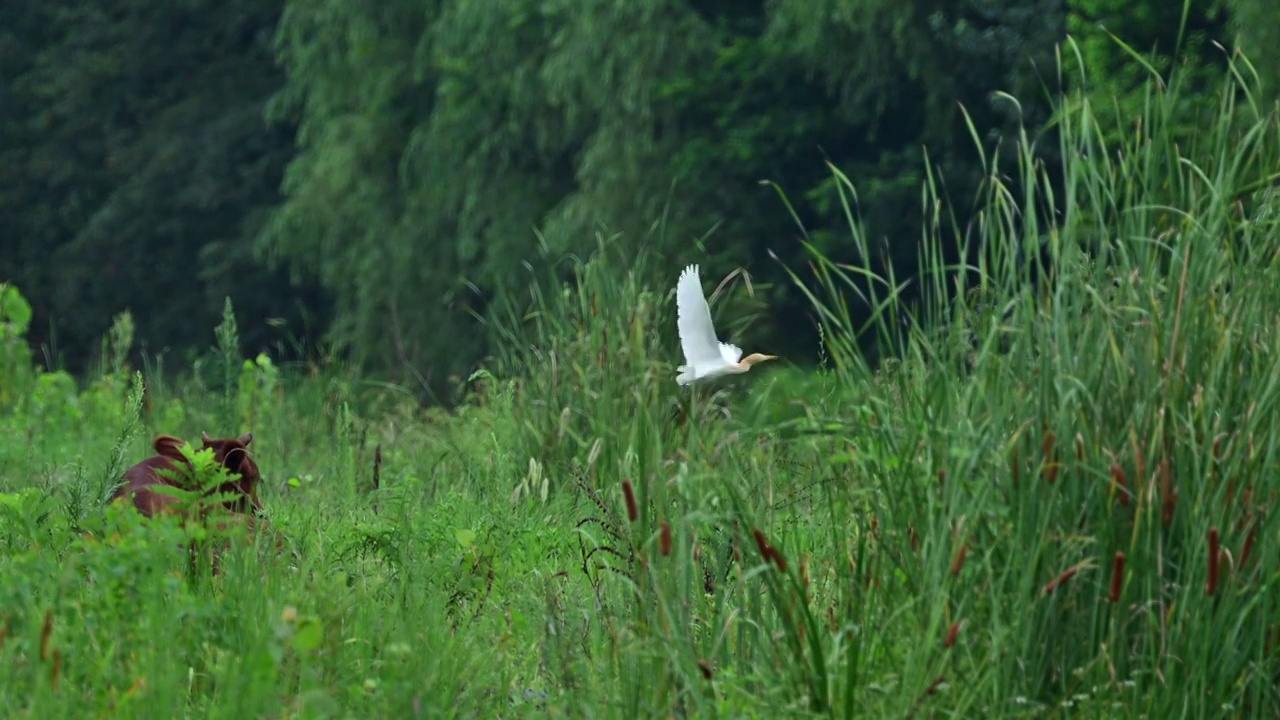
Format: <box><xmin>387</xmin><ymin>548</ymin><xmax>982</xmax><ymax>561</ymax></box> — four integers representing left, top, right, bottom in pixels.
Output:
<box><xmin>675</xmin><ymin>264</ymin><xmax>776</xmax><ymax>386</ymax></box>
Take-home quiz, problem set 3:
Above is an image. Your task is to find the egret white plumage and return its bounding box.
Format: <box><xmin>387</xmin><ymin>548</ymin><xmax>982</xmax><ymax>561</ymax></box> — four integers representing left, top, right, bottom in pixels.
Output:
<box><xmin>675</xmin><ymin>264</ymin><xmax>776</xmax><ymax>385</ymax></box>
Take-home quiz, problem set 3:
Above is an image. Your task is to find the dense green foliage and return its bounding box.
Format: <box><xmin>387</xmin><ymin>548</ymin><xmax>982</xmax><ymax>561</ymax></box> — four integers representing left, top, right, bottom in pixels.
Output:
<box><xmin>1</xmin><ymin>52</ymin><xmax>1279</xmax><ymax>716</ymax></box>
<box><xmin>0</xmin><ymin>0</ymin><xmax>327</xmax><ymax>375</ymax></box>
<box><xmin>3</xmin><ymin>0</ymin><xmax>1277</xmax><ymax>400</ymax></box>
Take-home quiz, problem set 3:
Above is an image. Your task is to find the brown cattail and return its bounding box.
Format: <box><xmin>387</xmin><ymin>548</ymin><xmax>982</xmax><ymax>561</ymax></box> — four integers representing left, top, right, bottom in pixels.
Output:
<box><xmin>1240</xmin><ymin>518</ymin><xmax>1257</xmax><ymax>570</ymax></box>
<box><xmin>1212</xmin><ymin>433</ymin><xmax>1225</xmax><ymax>462</ymax></box>
<box><xmin>0</xmin><ymin>617</ymin><xmax>8</xmax><ymax>652</ymax></box>
<box><xmin>908</xmin><ymin>526</ymin><xmax>921</xmax><ymax>553</ymax></box>
<box><xmin>752</xmin><ymin>528</ymin><xmax>771</xmax><ymax>561</ymax></box>
<box><xmin>1043</xmin><ymin>565</ymin><xmax>1079</xmax><ymax>595</ymax></box>
<box><xmin>1134</xmin><ymin>440</ymin><xmax>1146</xmax><ymax>496</ymax></box>
<box><xmin>697</xmin><ymin>659</ymin><xmax>713</xmax><ymax>680</ymax></box>
<box><xmin>39</xmin><ymin>610</ymin><xmax>52</xmax><ymax>662</ymax></box>
<box><xmin>621</xmin><ymin>480</ymin><xmax>638</xmax><ymax>522</ymax></box>
<box><xmin>950</xmin><ymin>544</ymin><xmax>968</xmax><ymax>577</ymax></box>
<box><xmin>1109</xmin><ymin>552</ymin><xmax>1126</xmax><ymax>603</ymax></box>
<box><xmin>1206</xmin><ymin>527</ymin><xmax>1220</xmax><ymax>596</ymax></box>
<box><xmin>1159</xmin><ymin>457</ymin><xmax>1176</xmax><ymax>527</ymax></box>
<box><xmin>750</xmin><ymin>528</ymin><xmax>788</xmax><ymax>572</ymax></box>
<box><xmin>1075</xmin><ymin>432</ymin><xmax>1085</xmax><ymax>462</ymax></box>
<box><xmin>944</xmin><ymin>622</ymin><xmax>960</xmax><ymax>648</ymax></box>
<box><xmin>659</xmin><ymin>520</ymin><xmax>672</xmax><ymax>557</ymax></box>
<box><xmin>1011</xmin><ymin>442</ymin><xmax>1021</xmax><ymax>486</ymax></box>
<box><xmin>1043</xmin><ymin>430</ymin><xmax>1058</xmax><ymax>483</ymax></box>
<box><xmin>50</xmin><ymin>648</ymin><xmax>61</xmax><ymax>691</ymax></box>
<box><xmin>801</xmin><ymin>556</ymin><xmax>810</xmax><ymax>594</ymax></box>
<box><xmin>1111</xmin><ymin>462</ymin><xmax>1130</xmax><ymax>506</ymax></box>
<box><xmin>937</xmin><ymin>468</ymin><xmax>947</xmax><ymax>486</ymax></box>
<box><xmin>769</xmin><ymin>545</ymin><xmax>789</xmax><ymax>574</ymax></box>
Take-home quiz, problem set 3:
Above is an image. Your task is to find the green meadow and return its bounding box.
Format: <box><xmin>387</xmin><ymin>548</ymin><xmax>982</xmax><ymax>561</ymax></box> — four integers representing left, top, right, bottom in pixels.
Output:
<box><xmin>1</xmin><ymin>57</ymin><xmax>1279</xmax><ymax>719</ymax></box>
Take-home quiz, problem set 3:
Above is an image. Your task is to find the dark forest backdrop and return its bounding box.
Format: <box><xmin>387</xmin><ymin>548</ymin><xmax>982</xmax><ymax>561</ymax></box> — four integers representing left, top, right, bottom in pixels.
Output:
<box><xmin>2</xmin><ymin>0</ymin><xmax>1277</xmax><ymax>402</ymax></box>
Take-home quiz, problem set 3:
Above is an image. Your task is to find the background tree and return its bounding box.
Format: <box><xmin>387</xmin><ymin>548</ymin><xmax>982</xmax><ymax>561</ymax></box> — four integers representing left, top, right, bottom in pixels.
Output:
<box><xmin>0</xmin><ymin>0</ymin><xmax>327</xmax><ymax>375</ymax></box>
<box><xmin>2</xmin><ymin>0</ymin><xmax>1276</xmax><ymax>399</ymax></box>
<box><xmin>261</xmin><ymin>0</ymin><xmax>1070</xmax><ymax>395</ymax></box>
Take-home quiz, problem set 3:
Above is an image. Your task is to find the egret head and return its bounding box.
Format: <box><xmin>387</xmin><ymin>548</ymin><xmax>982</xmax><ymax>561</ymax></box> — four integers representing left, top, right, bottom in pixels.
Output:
<box><xmin>739</xmin><ymin>353</ymin><xmax>777</xmax><ymax>370</ymax></box>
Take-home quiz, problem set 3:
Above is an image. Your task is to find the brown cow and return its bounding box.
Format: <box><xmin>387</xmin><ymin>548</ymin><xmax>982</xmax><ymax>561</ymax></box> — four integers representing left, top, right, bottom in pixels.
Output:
<box><xmin>112</xmin><ymin>431</ymin><xmax>264</xmax><ymax>519</ymax></box>
<box><xmin>111</xmin><ymin>431</ymin><xmax>289</xmax><ymax>576</ymax></box>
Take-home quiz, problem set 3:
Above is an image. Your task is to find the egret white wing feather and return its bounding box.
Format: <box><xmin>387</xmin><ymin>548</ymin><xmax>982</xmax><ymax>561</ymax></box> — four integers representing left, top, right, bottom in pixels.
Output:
<box><xmin>676</xmin><ymin>265</ymin><xmax>726</xmax><ymax>367</ymax></box>
<box><xmin>718</xmin><ymin>342</ymin><xmax>743</xmax><ymax>365</ymax></box>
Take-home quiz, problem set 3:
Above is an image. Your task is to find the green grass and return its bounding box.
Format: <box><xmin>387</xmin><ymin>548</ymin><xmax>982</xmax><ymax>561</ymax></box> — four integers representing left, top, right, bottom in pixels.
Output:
<box><xmin>2</xmin><ymin>47</ymin><xmax>1280</xmax><ymax>718</ymax></box>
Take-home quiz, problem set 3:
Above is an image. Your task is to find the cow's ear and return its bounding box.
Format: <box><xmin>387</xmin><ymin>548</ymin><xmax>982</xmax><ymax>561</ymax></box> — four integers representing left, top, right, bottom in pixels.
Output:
<box><xmin>153</xmin><ymin>435</ymin><xmax>187</xmax><ymax>461</ymax></box>
<box><xmin>237</xmin><ymin>432</ymin><xmax>253</xmax><ymax>447</ymax></box>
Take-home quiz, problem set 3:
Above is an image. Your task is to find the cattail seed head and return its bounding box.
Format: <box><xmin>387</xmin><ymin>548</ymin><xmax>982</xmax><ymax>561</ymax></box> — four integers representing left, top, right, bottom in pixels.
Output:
<box><xmin>1206</xmin><ymin>527</ymin><xmax>1220</xmax><ymax>596</ymax></box>
<box><xmin>697</xmin><ymin>659</ymin><xmax>713</xmax><ymax>680</ymax></box>
<box><xmin>659</xmin><ymin>520</ymin><xmax>672</xmax><ymax>557</ymax></box>
<box><xmin>1134</xmin><ymin>440</ymin><xmax>1146</xmax><ymax>494</ymax></box>
<box><xmin>1042</xmin><ymin>430</ymin><xmax>1058</xmax><ymax>483</ymax></box>
<box><xmin>1159</xmin><ymin>457</ymin><xmax>1176</xmax><ymax>527</ymax></box>
<box><xmin>1241</xmin><ymin>519</ymin><xmax>1257</xmax><ymax>570</ymax></box>
<box><xmin>621</xmin><ymin>480</ymin><xmax>638</xmax><ymax>523</ymax></box>
<box><xmin>39</xmin><ymin>610</ymin><xmax>52</xmax><ymax>662</ymax></box>
<box><xmin>944</xmin><ymin>622</ymin><xmax>960</xmax><ymax>648</ymax></box>
<box><xmin>1109</xmin><ymin>552</ymin><xmax>1125</xmax><ymax>603</ymax></box>
<box><xmin>1042</xmin><ymin>565</ymin><xmax>1079</xmax><ymax>595</ymax></box>
<box><xmin>769</xmin><ymin>545</ymin><xmax>789</xmax><ymax>574</ymax></box>
<box><xmin>950</xmin><ymin>544</ymin><xmax>968</xmax><ymax>577</ymax></box>
<box><xmin>752</xmin><ymin>528</ymin><xmax>770</xmax><ymax>561</ymax></box>
<box><xmin>1111</xmin><ymin>462</ymin><xmax>1130</xmax><ymax>506</ymax></box>
<box><xmin>50</xmin><ymin>648</ymin><xmax>61</xmax><ymax>691</ymax></box>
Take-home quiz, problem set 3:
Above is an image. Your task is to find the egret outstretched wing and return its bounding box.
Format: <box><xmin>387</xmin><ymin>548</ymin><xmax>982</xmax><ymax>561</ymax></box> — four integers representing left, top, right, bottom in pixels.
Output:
<box><xmin>676</xmin><ymin>265</ymin><xmax>726</xmax><ymax>367</ymax></box>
